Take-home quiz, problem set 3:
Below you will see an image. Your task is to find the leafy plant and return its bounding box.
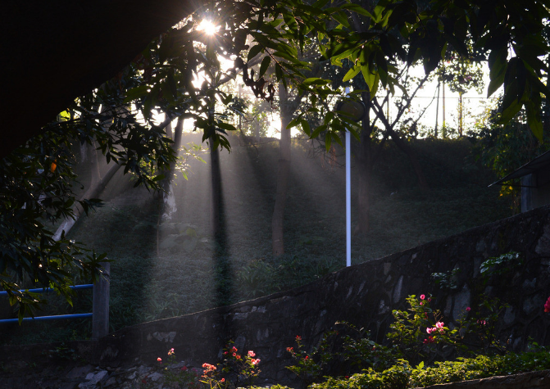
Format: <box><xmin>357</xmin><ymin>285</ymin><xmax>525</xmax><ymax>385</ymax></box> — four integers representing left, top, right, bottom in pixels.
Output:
<box><xmin>386</xmin><ymin>294</ymin><xmax>464</xmax><ymax>364</ymax></box>
<box><xmin>431</xmin><ymin>268</ymin><xmax>461</xmax><ymax>290</ymax></box>
<box><xmin>217</xmin><ymin>341</ymin><xmax>261</xmax><ymax>388</ymax></box>
<box><xmin>338</xmin><ymin>322</ymin><xmax>397</xmax><ymax>372</ymax></box>
<box><xmin>480</xmin><ymin>252</ymin><xmax>522</xmax><ymax>280</ymax></box>
<box><xmin>286</xmin><ymin>333</ymin><xmax>337</xmax><ymax>387</ymax></box>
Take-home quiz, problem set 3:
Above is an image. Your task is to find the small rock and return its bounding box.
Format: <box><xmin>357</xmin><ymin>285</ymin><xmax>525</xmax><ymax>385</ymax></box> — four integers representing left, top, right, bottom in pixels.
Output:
<box><xmin>149</xmin><ymin>372</ymin><xmax>164</xmax><ymax>382</ymax></box>
<box><xmin>138</xmin><ymin>365</ymin><xmax>152</xmax><ymax>375</ymax></box>
<box><xmin>66</xmin><ymin>365</ymin><xmax>94</xmax><ymax>379</ymax></box>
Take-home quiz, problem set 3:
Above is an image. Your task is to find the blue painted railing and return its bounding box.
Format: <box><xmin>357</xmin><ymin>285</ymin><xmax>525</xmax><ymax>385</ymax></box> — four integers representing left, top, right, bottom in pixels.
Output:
<box><xmin>0</xmin><ymin>284</ymin><xmax>94</xmax><ymax>324</ymax></box>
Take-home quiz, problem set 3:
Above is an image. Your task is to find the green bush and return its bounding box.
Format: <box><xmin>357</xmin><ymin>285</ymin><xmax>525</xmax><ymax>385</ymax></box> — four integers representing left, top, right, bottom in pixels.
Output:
<box><xmin>307</xmin><ymin>352</ymin><xmax>550</xmax><ymax>389</ymax></box>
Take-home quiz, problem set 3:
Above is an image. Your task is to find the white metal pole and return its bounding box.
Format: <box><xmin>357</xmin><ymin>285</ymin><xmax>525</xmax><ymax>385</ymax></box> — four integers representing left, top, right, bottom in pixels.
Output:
<box><xmin>345</xmin><ymin>87</ymin><xmax>351</xmax><ymax>267</ymax></box>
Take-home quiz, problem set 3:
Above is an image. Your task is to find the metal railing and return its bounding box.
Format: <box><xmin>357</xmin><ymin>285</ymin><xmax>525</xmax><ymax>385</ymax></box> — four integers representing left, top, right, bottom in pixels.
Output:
<box><xmin>0</xmin><ymin>263</ymin><xmax>110</xmax><ymax>340</ymax></box>
<box><xmin>0</xmin><ymin>284</ymin><xmax>94</xmax><ymax>323</ymax></box>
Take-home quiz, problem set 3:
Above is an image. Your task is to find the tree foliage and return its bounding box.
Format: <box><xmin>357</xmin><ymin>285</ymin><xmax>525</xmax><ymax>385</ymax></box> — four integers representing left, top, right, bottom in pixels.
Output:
<box><xmin>3</xmin><ymin>0</ymin><xmax>550</xmax><ymax>319</ymax></box>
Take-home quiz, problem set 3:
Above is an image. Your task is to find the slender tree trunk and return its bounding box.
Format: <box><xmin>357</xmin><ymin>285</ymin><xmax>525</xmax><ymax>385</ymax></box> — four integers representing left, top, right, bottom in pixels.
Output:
<box><xmin>160</xmin><ymin>117</ymin><xmax>183</xmax><ymax>221</ymax></box>
<box><xmin>89</xmin><ymin>141</ymin><xmax>102</xmax><ymax>188</ymax></box>
<box><xmin>211</xmin><ymin>142</ymin><xmax>222</xmax><ymax>239</ymax></box>
<box><xmin>458</xmin><ymin>92</ymin><xmax>463</xmax><ymax>136</ymax></box>
<box><xmin>53</xmin><ymin>162</ymin><xmax>121</xmax><ymax>240</ymax></box>
<box><xmin>272</xmin><ymin>85</ymin><xmax>293</xmax><ymax>256</ymax></box>
<box><xmin>355</xmin><ymin>92</ymin><xmax>373</xmax><ymax>235</ymax></box>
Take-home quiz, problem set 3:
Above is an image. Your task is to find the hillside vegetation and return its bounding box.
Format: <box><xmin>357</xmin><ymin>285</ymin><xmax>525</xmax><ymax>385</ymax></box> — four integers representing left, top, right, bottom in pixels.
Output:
<box><xmin>0</xmin><ymin>136</ymin><xmax>513</xmax><ymax>345</ymax></box>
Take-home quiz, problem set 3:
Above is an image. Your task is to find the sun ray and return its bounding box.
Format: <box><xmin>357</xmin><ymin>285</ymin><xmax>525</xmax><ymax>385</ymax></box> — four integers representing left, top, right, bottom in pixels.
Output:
<box><xmin>197</xmin><ymin>19</ymin><xmax>218</xmax><ymax>36</ymax></box>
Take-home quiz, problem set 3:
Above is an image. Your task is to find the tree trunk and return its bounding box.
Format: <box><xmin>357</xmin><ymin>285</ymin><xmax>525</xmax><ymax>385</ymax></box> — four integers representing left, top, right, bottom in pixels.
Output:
<box><xmin>89</xmin><ymin>141</ymin><xmax>103</xmax><ymax>189</ymax></box>
<box><xmin>211</xmin><ymin>143</ymin><xmax>222</xmax><ymax>239</ymax></box>
<box><xmin>161</xmin><ymin>117</ymin><xmax>183</xmax><ymax>221</ymax></box>
<box><xmin>53</xmin><ymin>162</ymin><xmax>121</xmax><ymax>240</ymax></box>
<box><xmin>354</xmin><ymin>92</ymin><xmax>373</xmax><ymax>235</ymax></box>
<box><xmin>272</xmin><ymin>85</ymin><xmax>293</xmax><ymax>256</ymax></box>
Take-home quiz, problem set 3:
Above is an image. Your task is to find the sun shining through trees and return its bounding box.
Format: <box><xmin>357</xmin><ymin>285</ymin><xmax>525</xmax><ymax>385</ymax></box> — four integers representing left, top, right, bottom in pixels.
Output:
<box><xmin>197</xmin><ymin>19</ymin><xmax>220</xmax><ymax>36</ymax></box>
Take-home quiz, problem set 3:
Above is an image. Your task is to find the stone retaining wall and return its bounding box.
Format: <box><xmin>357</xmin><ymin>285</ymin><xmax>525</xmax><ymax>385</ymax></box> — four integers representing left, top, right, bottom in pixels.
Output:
<box><xmin>3</xmin><ymin>206</ymin><xmax>550</xmax><ymax>386</ymax></box>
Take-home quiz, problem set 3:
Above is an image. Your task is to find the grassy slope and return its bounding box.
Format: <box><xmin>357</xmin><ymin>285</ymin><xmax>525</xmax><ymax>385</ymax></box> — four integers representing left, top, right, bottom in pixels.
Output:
<box><xmin>0</xmin><ymin>136</ymin><xmax>513</xmax><ymax>345</ymax></box>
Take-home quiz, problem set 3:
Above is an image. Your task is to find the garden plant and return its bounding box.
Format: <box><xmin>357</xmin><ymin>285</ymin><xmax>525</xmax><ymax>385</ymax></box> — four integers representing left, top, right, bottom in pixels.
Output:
<box><xmin>146</xmin><ymin>292</ymin><xmax>550</xmax><ymax>389</ymax></box>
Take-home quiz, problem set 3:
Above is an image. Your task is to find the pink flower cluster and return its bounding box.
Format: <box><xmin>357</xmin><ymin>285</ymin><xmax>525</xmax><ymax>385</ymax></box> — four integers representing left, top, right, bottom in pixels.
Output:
<box><xmin>545</xmin><ymin>297</ymin><xmax>550</xmax><ymax>313</ymax></box>
<box><xmin>202</xmin><ymin>363</ymin><xmax>217</xmax><ymax>372</ymax></box>
<box><xmin>426</xmin><ymin>322</ymin><xmax>445</xmax><ymax>335</ymax></box>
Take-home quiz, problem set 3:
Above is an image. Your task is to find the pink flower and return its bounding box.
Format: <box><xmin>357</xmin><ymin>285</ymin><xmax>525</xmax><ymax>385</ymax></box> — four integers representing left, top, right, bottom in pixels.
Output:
<box><xmin>420</xmin><ymin>294</ymin><xmax>425</xmax><ymax>300</ymax></box>
<box><xmin>248</xmin><ymin>350</ymin><xmax>256</xmax><ymax>357</ymax></box>
<box><xmin>426</xmin><ymin>327</ymin><xmax>433</xmax><ymax>334</ymax></box>
<box><xmin>420</xmin><ymin>302</ymin><xmax>423</xmax><ymax>306</ymax></box>
<box><xmin>157</xmin><ymin>357</ymin><xmax>162</xmax><ymax>363</ymax></box>
<box><xmin>168</xmin><ymin>348</ymin><xmax>175</xmax><ymax>356</ymax></box>
<box><xmin>466</xmin><ymin>307</ymin><xmax>471</xmax><ymax>312</ymax></box>
<box><xmin>231</xmin><ymin>347</ymin><xmax>238</xmax><ymax>353</ymax></box>
<box><xmin>202</xmin><ymin>363</ymin><xmax>216</xmax><ymax>371</ymax></box>
<box><xmin>544</xmin><ymin>297</ymin><xmax>550</xmax><ymax>313</ymax></box>
<box><xmin>435</xmin><ymin>321</ymin><xmax>444</xmax><ymax>329</ymax></box>
<box><xmin>304</xmin><ymin>356</ymin><xmax>309</xmax><ymax>360</ymax></box>
<box><xmin>221</xmin><ymin>378</ymin><xmax>225</xmax><ymax>383</ymax></box>
<box><xmin>286</xmin><ymin>347</ymin><xmax>294</xmax><ymax>353</ymax></box>
<box><xmin>251</xmin><ymin>358</ymin><xmax>260</xmax><ymax>365</ymax></box>
<box><xmin>296</xmin><ymin>335</ymin><xmax>302</xmax><ymax>341</ymax></box>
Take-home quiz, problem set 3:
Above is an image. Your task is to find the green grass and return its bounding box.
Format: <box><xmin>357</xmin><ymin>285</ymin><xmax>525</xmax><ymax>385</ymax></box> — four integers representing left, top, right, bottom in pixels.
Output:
<box><xmin>0</xmin><ymin>136</ymin><xmax>513</xmax><ymax>345</ymax></box>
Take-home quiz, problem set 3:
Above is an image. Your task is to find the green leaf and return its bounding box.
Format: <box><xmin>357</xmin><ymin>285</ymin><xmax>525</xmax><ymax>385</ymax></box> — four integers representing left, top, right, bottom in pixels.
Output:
<box><xmin>526</xmin><ymin>103</ymin><xmax>543</xmax><ymax>142</ymax></box>
<box><xmin>343</xmin><ymin>65</ymin><xmax>361</xmax><ymax>82</ymax></box>
<box><xmin>332</xmin><ymin>11</ymin><xmax>350</xmax><ymax>28</ymax></box>
<box><xmin>361</xmin><ymin>65</ymin><xmax>378</xmax><ymax>94</ymax></box>
<box><xmin>275</xmin><ymin>64</ymin><xmax>283</xmax><ymax>81</ymax></box>
<box><xmin>286</xmin><ymin>117</ymin><xmax>301</xmax><ymax>129</ymax></box>
<box><xmin>499</xmin><ymin>98</ymin><xmax>522</xmax><ymax>124</ymax></box>
<box><xmin>303</xmin><ymin>77</ymin><xmax>330</xmax><ymax>86</ymax></box>
<box><xmin>248</xmin><ymin>45</ymin><xmax>263</xmax><ymax>61</ymax></box>
<box><xmin>487</xmin><ymin>75</ymin><xmax>505</xmax><ymax>97</ymax></box>
<box><xmin>311</xmin><ymin>124</ymin><xmax>327</xmax><ymax>139</ymax></box>
<box><xmin>325</xmin><ymin>131</ymin><xmax>332</xmax><ymax>151</ymax></box>
<box><xmin>341</xmin><ymin>3</ymin><xmax>374</xmax><ymax>19</ymax></box>
<box><xmin>259</xmin><ymin>56</ymin><xmax>271</xmax><ymax>78</ymax></box>
<box><xmin>301</xmin><ymin>119</ymin><xmax>311</xmax><ymax>136</ymax></box>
